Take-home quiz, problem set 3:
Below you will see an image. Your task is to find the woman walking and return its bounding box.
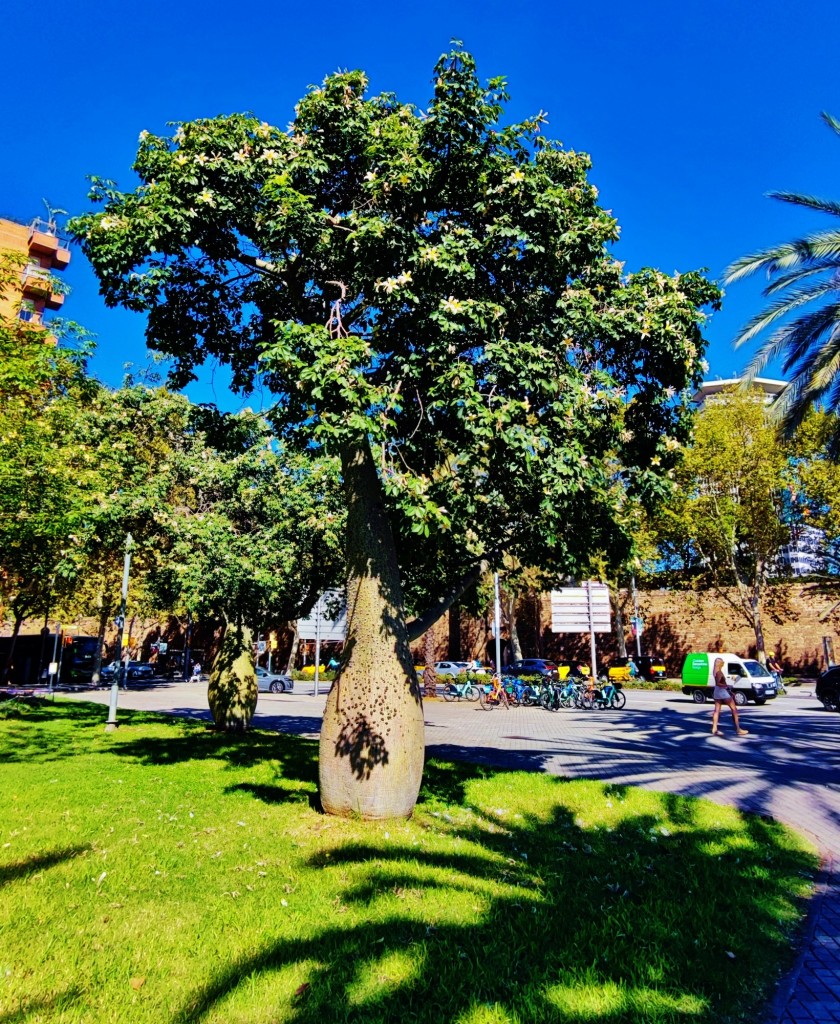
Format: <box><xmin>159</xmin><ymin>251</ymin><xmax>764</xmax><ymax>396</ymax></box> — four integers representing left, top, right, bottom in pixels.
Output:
<box><xmin>711</xmin><ymin>657</ymin><xmax>749</xmax><ymax>737</ymax></box>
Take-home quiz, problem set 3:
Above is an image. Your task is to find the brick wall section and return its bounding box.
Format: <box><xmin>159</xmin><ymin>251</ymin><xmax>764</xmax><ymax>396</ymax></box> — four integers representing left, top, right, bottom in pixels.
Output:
<box><xmin>628</xmin><ymin>584</ymin><xmax>840</xmax><ymax>676</ymax></box>
<box><xmin>512</xmin><ymin>585</ymin><xmax>840</xmax><ymax>677</ymax></box>
<box><xmin>7</xmin><ymin>583</ymin><xmax>838</xmax><ymax>678</ymax></box>
<box><xmin>412</xmin><ymin>584</ymin><xmax>840</xmax><ymax>677</ymax></box>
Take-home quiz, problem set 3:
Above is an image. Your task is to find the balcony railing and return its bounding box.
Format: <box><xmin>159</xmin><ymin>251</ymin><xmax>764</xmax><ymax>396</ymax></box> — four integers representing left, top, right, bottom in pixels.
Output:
<box><xmin>21</xmin><ymin>264</ymin><xmax>52</xmax><ymax>289</ymax></box>
<box><xmin>28</xmin><ymin>218</ymin><xmax>70</xmax><ymax>248</ymax></box>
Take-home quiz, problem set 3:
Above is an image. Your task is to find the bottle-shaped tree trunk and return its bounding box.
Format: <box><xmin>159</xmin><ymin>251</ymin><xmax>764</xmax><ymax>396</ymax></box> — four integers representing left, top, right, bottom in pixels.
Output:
<box><xmin>319</xmin><ymin>442</ymin><xmax>425</xmax><ymax>819</ymax></box>
<box><xmin>207</xmin><ymin>622</ymin><xmax>257</xmax><ymax>732</ymax></box>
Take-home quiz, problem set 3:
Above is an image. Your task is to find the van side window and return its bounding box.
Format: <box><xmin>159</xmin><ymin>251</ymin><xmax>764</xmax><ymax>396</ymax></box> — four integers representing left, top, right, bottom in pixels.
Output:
<box><xmin>727</xmin><ymin>663</ymin><xmax>744</xmax><ymax>677</ymax></box>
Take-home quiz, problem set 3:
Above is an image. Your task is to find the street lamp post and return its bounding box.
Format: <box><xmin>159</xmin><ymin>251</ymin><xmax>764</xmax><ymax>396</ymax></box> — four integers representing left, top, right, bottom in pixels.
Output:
<box><xmin>105</xmin><ymin>533</ymin><xmax>133</xmax><ymax>733</ymax></box>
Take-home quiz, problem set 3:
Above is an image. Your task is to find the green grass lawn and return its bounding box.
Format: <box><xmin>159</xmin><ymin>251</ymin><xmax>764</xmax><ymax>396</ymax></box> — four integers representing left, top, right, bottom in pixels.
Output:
<box><xmin>0</xmin><ymin>698</ymin><xmax>817</xmax><ymax>1024</ymax></box>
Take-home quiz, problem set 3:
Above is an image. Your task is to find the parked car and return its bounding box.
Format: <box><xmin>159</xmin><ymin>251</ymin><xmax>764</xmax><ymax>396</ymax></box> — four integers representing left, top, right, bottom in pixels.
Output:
<box><xmin>681</xmin><ymin>652</ymin><xmax>778</xmax><ymax>705</ymax></box>
<box><xmin>433</xmin><ymin>661</ymin><xmax>471</xmax><ymax>677</ymax></box>
<box><xmin>503</xmin><ymin>659</ymin><xmax>559</xmax><ymax>681</ymax></box>
<box><xmin>816</xmin><ymin>666</ymin><xmax>840</xmax><ymax>710</ymax></box>
<box><xmin>100</xmin><ymin>660</ymin><xmax>155</xmax><ymax>682</ymax></box>
<box><xmin>255</xmin><ymin>667</ymin><xmax>294</xmax><ymax>693</ymax></box>
<box><xmin>553</xmin><ymin>660</ymin><xmax>589</xmax><ymax>680</ymax></box>
<box><xmin>609</xmin><ymin>655</ymin><xmax>667</xmax><ymax>683</ymax></box>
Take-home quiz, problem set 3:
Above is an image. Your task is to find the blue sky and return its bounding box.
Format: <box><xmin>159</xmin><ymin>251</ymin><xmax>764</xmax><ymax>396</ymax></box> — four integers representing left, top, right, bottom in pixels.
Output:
<box><xmin>3</xmin><ymin>0</ymin><xmax>839</xmax><ymax>409</ymax></box>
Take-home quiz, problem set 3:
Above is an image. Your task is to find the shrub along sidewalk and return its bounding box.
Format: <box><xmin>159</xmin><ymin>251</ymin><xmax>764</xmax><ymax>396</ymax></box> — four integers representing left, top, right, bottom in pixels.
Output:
<box><xmin>0</xmin><ymin>698</ymin><xmax>817</xmax><ymax>1024</ymax></box>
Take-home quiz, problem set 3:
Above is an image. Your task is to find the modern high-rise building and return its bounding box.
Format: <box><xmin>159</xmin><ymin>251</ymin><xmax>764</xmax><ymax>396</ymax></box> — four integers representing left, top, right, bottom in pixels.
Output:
<box><xmin>0</xmin><ymin>215</ymin><xmax>71</xmax><ymax>330</ymax></box>
<box><xmin>691</xmin><ymin>376</ymin><xmax>787</xmax><ymax>407</ymax></box>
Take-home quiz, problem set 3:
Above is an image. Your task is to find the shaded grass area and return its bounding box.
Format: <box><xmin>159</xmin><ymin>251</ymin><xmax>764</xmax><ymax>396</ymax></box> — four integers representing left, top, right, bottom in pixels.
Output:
<box><xmin>0</xmin><ymin>698</ymin><xmax>818</xmax><ymax>1024</ymax></box>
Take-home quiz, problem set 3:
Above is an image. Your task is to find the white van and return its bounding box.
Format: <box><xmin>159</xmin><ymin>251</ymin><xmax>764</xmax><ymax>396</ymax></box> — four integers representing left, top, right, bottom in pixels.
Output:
<box><xmin>681</xmin><ymin>652</ymin><xmax>778</xmax><ymax>706</ymax></box>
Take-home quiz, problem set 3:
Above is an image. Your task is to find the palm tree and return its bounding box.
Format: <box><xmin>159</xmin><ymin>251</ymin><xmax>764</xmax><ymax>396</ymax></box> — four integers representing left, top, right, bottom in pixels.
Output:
<box><xmin>725</xmin><ymin>113</ymin><xmax>840</xmax><ymax>442</ymax></box>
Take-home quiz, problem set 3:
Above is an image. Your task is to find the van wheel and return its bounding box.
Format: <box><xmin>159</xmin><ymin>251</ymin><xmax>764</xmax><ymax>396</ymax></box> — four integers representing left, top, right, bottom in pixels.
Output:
<box><xmin>691</xmin><ymin>690</ymin><xmax>706</xmax><ymax>704</ymax></box>
<box><xmin>733</xmin><ymin>691</ymin><xmax>748</xmax><ymax>707</ymax></box>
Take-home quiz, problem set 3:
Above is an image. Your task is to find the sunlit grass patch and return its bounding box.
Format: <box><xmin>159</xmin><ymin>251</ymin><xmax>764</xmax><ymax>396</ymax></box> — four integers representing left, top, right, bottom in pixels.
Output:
<box><xmin>0</xmin><ymin>699</ymin><xmax>818</xmax><ymax>1024</ymax></box>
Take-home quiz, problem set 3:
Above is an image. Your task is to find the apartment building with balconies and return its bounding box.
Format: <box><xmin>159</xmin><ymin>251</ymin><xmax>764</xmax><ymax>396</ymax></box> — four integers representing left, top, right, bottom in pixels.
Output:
<box><xmin>0</xmin><ymin>215</ymin><xmax>71</xmax><ymax>331</ymax></box>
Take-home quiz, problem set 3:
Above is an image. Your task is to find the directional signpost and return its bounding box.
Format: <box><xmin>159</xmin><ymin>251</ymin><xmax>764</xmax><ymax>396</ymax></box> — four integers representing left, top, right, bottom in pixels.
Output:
<box><xmin>298</xmin><ymin>590</ymin><xmax>347</xmax><ymax>694</ymax></box>
<box><xmin>550</xmin><ymin>582</ymin><xmax>612</xmax><ymax>679</ymax></box>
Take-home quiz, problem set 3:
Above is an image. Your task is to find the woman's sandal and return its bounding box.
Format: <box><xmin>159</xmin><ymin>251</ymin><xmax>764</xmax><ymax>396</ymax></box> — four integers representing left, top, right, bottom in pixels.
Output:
<box><xmin>736</xmin><ymin>729</ymin><xmax>749</xmax><ymax>736</ymax></box>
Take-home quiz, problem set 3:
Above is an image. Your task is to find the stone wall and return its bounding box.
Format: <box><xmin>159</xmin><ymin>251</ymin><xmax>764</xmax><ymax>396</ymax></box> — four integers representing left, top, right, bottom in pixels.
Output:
<box><xmin>421</xmin><ymin>583</ymin><xmax>840</xmax><ymax>678</ymax></box>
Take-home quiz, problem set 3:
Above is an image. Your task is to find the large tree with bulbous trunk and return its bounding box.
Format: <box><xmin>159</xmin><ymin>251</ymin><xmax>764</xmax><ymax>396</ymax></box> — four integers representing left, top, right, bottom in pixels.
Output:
<box><xmin>70</xmin><ymin>47</ymin><xmax>719</xmax><ymax>818</ymax></box>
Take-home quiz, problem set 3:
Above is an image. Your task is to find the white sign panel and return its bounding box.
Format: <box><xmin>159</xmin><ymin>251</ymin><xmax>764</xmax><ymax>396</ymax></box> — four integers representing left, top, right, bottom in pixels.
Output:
<box><xmin>550</xmin><ymin>583</ymin><xmax>612</xmax><ymax>633</ymax></box>
<box><xmin>298</xmin><ymin>589</ymin><xmax>347</xmax><ymax>641</ymax></box>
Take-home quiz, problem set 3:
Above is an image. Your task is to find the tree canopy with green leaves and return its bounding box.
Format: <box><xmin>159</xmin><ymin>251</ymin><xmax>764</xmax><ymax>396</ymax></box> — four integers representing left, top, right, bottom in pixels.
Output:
<box><xmin>71</xmin><ymin>46</ymin><xmax>720</xmax><ymax>818</ymax></box>
<box><xmin>656</xmin><ymin>387</ymin><xmax>792</xmax><ymax>660</ymax></box>
<box><xmin>0</xmin><ymin>254</ymin><xmax>96</xmax><ymax>675</ymax></box>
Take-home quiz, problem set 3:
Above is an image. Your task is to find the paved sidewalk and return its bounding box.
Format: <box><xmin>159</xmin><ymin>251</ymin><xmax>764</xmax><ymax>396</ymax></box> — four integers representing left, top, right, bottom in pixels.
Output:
<box><xmin>65</xmin><ymin>684</ymin><xmax>840</xmax><ymax>1022</ymax></box>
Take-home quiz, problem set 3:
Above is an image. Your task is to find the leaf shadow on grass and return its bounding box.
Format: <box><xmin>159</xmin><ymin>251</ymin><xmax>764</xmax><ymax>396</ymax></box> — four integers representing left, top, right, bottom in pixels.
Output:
<box><xmin>0</xmin><ymin>988</ymin><xmax>84</xmax><ymax>1024</ymax></box>
<box><xmin>170</xmin><ymin>768</ymin><xmax>816</xmax><ymax>1024</ymax></box>
<box><xmin>0</xmin><ymin>700</ymin><xmax>111</xmax><ymax>764</ymax></box>
<box><xmin>0</xmin><ymin>845</ymin><xmax>90</xmax><ymax>890</ymax></box>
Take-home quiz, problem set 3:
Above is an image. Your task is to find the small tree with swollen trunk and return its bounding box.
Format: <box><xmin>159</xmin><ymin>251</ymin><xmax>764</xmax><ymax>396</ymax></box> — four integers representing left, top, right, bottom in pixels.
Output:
<box><xmin>70</xmin><ymin>47</ymin><xmax>719</xmax><ymax>818</ymax></box>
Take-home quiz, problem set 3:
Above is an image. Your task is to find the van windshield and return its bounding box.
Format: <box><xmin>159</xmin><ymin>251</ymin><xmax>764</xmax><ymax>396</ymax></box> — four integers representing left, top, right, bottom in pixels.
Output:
<box><xmin>743</xmin><ymin>660</ymin><xmax>768</xmax><ymax>677</ymax></box>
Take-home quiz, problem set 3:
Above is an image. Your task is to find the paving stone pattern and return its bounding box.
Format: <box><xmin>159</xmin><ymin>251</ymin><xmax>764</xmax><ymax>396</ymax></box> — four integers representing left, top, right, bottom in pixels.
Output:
<box><xmin>66</xmin><ymin>684</ymin><xmax>840</xmax><ymax>1023</ymax></box>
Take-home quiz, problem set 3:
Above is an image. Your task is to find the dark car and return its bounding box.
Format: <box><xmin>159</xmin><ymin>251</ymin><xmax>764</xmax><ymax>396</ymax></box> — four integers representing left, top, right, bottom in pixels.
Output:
<box><xmin>502</xmin><ymin>659</ymin><xmax>559</xmax><ymax>681</ymax></box>
<box><xmin>101</xmin><ymin>660</ymin><xmax>155</xmax><ymax>682</ymax></box>
<box><xmin>816</xmin><ymin>666</ymin><xmax>840</xmax><ymax>710</ymax></box>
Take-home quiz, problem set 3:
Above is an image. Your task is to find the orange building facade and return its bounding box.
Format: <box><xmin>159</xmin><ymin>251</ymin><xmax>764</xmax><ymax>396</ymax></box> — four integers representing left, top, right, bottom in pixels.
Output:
<box><xmin>0</xmin><ymin>216</ymin><xmax>71</xmax><ymax>329</ymax></box>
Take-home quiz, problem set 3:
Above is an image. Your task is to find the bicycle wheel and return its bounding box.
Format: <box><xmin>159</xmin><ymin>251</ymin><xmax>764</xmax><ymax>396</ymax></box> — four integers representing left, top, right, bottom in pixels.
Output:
<box><xmin>479</xmin><ymin>690</ymin><xmax>496</xmax><ymax>711</ymax></box>
<box><xmin>442</xmin><ymin>683</ymin><xmax>456</xmax><ymax>702</ymax></box>
<box><xmin>610</xmin><ymin>690</ymin><xmax>627</xmax><ymax>710</ymax></box>
<box><xmin>543</xmin><ymin>690</ymin><xmax>560</xmax><ymax>712</ymax></box>
<box><xmin>467</xmin><ymin>685</ymin><xmax>482</xmax><ymax>702</ymax></box>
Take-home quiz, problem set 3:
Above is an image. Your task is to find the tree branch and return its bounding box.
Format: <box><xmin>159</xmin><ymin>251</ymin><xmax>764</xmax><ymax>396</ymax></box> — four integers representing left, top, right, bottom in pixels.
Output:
<box><xmin>405</xmin><ymin>553</ymin><xmax>497</xmax><ymax>642</ymax></box>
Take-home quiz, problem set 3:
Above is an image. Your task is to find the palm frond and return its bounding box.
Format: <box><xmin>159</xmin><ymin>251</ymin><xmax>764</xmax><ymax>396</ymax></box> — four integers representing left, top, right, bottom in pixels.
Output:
<box><xmin>767</xmin><ymin>191</ymin><xmax>840</xmax><ymax>218</ymax></box>
<box><xmin>739</xmin><ymin>300</ymin><xmax>840</xmax><ymax>380</ymax></box>
<box><xmin>732</xmin><ymin>279</ymin><xmax>837</xmax><ymax>348</ymax></box>
<box><xmin>821</xmin><ymin>111</ymin><xmax>840</xmax><ymax>137</ymax></box>
<box><xmin>778</xmin><ymin>301</ymin><xmax>840</xmax><ymax>376</ymax></box>
<box><xmin>724</xmin><ymin>229</ymin><xmax>840</xmax><ymax>284</ymax></box>
<box><xmin>764</xmin><ymin>259</ymin><xmax>840</xmax><ymax>295</ymax></box>
<box><xmin>770</xmin><ymin>319</ymin><xmax>840</xmax><ymax>435</ymax></box>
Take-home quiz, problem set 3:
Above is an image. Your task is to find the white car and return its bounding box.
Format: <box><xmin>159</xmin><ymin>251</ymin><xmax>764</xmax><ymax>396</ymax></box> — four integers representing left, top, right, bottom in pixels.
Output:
<box><xmin>255</xmin><ymin>667</ymin><xmax>294</xmax><ymax>693</ymax></box>
<box><xmin>433</xmin><ymin>661</ymin><xmax>472</xmax><ymax>677</ymax></box>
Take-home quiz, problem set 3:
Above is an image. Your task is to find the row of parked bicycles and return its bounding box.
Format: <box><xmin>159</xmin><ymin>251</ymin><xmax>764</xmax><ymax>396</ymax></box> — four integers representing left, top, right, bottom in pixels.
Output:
<box><xmin>441</xmin><ymin>674</ymin><xmax>626</xmax><ymax>711</ymax></box>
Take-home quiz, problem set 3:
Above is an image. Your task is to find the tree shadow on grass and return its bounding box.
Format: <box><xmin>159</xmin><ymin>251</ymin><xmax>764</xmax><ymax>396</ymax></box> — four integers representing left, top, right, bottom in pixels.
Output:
<box><xmin>0</xmin><ymin>845</ymin><xmax>90</xmax><ymax>890</ymax></box>
<box><xmin>0</xmin><ymin>988</ymin><xmax>84</xmax><ymax>1024</ymax></box>
<box><xmin>171</xmin><ymin>770</ymin><xmax>816</xmax><ymax>1024</ymax></box>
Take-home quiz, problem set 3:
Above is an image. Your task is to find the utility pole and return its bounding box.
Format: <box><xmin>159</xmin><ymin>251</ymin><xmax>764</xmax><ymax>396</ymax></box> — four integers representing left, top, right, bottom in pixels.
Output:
<box><xmin>493</xmin><ymin>573</ymin><xmax>502</xmax><ymax>678</ymax></box>
<box><xmin>105</xmin><ymin>534</ymin><xmax>133</xmax><ymax>733</ymax></box>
